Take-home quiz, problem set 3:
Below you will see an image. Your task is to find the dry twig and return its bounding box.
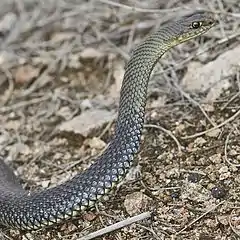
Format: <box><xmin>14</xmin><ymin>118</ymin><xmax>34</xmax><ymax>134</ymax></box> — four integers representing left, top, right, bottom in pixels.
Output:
<box><xmin>182</xmin><ymin>108</ymin><xmax>240</xmax><ymax>139</ymax></box>
<box><xmin>171</xmin><ymin>73</ymin><xmax>217</xmax><ymax>127</ymax></box>
<box><xmin>79</xmin><ymin>211</ymin><xmax>152</xmax><ymax>240</ymax></box>
<box><xmin>0</xmin><ymin>94</ymin><xmax>50</xmax><ymax>113</ymax></box>
<box><xmin>175</xmin><ymin>201</ymin><xmax>225</xmax><ymax>235</ymax></box>
<box><xmin>0</xmin><ymin>68</ymin><xmax>14</xmax><ymax>106</ymax></box>
<box><xmin>144</xmin><ymin>124</ymin><xmax>182</xmax><ymax>154</ymax></box>
<box><xmin>98</xmin><ymin>0</ymin><xmax>184</xmax><ymax>13</ymax></box>
<box><xmin>224</xmin><ymin>128</ymin><xmax>240</xmax><ymax>167</ymax></box>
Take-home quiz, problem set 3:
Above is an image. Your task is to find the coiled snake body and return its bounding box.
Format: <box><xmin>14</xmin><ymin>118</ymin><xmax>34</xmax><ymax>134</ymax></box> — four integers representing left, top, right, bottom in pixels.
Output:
<box><xmin>0</xmin><ymin>11</ymin><xmax>215</xmax><ymax>230</ymax></box>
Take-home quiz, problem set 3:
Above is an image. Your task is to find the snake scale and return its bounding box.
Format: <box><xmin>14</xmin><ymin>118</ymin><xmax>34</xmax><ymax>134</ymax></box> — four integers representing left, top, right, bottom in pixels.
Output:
<box><xmin>0</xmin><ymin>11</ymin><xmax>215</xmax><ymax>230</ymax></box>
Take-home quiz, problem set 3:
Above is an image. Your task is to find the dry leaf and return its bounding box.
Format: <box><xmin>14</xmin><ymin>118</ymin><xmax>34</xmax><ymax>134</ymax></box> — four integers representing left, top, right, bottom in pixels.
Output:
<box><xmin>80</xmin><ymin>48</ymin><xmax>104</xmax><ymax>59</ymax></box>
<box><xmin>14</xmin><ymin>65</ymin><xmax>40</xmax><ymax>84</ymax></box>
<box><xmin>50</xmin><ymin>31</ymin><xmax>76</xmax><ymax>43</ymax></box>
<box><xmin>0</xmin><ymin>12</ymin><xmax>17</xmax><ymax>33</ymax></box>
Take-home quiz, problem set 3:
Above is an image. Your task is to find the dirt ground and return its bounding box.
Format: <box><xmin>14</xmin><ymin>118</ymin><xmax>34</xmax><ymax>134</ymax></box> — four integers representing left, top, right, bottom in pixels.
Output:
<box><xmin>0</xmin><ymin>0</ymin><xmax>240</xmax><ymax>240</ymax></box>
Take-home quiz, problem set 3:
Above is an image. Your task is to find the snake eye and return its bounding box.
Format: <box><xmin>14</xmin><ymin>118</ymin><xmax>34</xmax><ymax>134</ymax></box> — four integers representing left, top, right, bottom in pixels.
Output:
<box><xmin>192</xmin><ymin>21</ymin><xmax>202</xmax><ymax>29</ymax></box>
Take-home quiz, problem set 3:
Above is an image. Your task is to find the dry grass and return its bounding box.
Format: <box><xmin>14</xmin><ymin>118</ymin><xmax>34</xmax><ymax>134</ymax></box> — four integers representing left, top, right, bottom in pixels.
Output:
<box><xmin>0</xmin><ymin>0</ymin><xmax>240</xmax><ymax>239</ymax></box>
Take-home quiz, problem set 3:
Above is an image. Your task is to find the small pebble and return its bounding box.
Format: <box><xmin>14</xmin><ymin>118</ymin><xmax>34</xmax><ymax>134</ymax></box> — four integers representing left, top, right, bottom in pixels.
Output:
<box><xmin>171</xmin><ymin>190</ymin><xmax>181</xmax><ymax>200</ymax></box>
<box><xmin>193</xmin><ymin>137</ymin><xmax>206</xmax><ymax>147</ymax></box>
<box><xmin>124</xmin><ymin>191</ymin><xmax>150</xmax><ymax>216</ymax></box>
<box><xmin>83</xmin><ymin>212</ymin><xmax>97</xmax><ymax>222</ymax></box>
<box><xmin>211</xmin><ymin>186</ymin><xmax>227</xmax><ymax>199</ymax></box>
<box><xmin>188</xmin><ymin>172</ymin><xmax>201</xmax><ymax>183</ymax></box>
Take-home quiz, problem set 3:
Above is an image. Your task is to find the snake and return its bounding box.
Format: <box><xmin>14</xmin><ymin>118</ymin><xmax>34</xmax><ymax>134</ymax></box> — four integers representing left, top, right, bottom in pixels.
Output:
<box><xmin>0</xmin><ymin>11</ymin><xmax>215</xmax><ymax>230</ymax></box>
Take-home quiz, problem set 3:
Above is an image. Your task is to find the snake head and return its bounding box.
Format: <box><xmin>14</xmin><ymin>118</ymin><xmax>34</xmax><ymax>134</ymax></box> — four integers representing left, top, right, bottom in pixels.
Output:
<box><xmin>174</xmin><ymin>10</ymin><xmax>216</xmax><ymax>43</ymax></box>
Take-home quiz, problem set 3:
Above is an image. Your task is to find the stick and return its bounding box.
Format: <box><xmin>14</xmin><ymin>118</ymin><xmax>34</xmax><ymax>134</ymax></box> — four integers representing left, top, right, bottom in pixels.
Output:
<box><xmin>224</xmin><ymin>128</ymin><xmax>240</xmax><ymax>167</ymax></box>
<box><xmin>175</xmin><ymin>201</ymin><xmax>225</xmax><ymax>235</ymax></box>
<box><xmin>98</xmin><ymin>0</ymin><xmax>184</xmax><ymax>13</ymax></box>
<box><xmin>182</xmin><ymin>108</ymin><xmax>240</xmax><ymax>139</ymax></box>
<box><xmin>144</xmin><ymin>124</ymin><xmax>182</xmax><ymax>154</ymax></box>
<box><xmin>79</xmin><ymin>211</ymin><xmax>152</xmax><ymax>240</ymax></box>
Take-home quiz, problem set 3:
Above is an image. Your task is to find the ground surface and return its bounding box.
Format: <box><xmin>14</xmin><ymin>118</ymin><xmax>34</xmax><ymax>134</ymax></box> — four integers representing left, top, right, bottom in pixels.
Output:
<box><xmin>0</xmin><ymin>0</ymin><xmax>240</xmax><ymax>240</ymax></box>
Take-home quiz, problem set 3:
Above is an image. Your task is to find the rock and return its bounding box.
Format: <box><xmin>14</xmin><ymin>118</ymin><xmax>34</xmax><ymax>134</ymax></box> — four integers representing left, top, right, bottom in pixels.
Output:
<box><xmin>85</xmin><ymin>137</ymin><xmax>106</xmax><ymax>150</ymax></box>
<box><xmin>211</xmin><ymin>186</ymin><xmax>227</xmax><ymax>199</ymax></box>
<box><xmin>56</xmin><ymin>106</ymin><xmax>73</xmax><ymax>120</ymax></box>
<box><xmin>217</xmin><ymin>215</ymin><xmax>229</xmax><ymax>226</ymax></box>
<box><xmin>124</xmin><ymin>191</ymin><xmax>150</xmax><ymax>216</ymax></box>
<box><xmin>8</xmin><ymin>142</ymin><xmax>31</xmax><ymax>160</ymax></box>
<box><xmin>58</xmin><ymin>109</ymin><xmax>116</xmax><ymax>137</ymax></box>
<box><xmin>182</xmin><ymin>45</ymin><xmax>240</xmax><ymax>102</ymax></box>
<box><xmin>83</xmin><ymin>212</ymin><xmax>97</xmax><ymax>222</ymax></box>
<box><xmin>218</xmin><ymin>166</ymin><xmax>230</xmax><ymax>180</ymax></box>
<box><xmin>80</xmin><ymin>99</ymin><xmax>93</xmax><ymax>110</ymax></box>
<box><xmin>205</xmin><ymin>128</ymin><xmax>221</xmax><ymax>138</ymax></box>
<box><xmin>193</xmin><ymin>137</ymin><xmax>207</xmax><ymax>147</ymax></box>
<box><xmin>0</xmin><ymin>12</ymin><xmax>17</xmax><ymax>33</ymax></box>
<box><xmin>209</xmin><ymin>153</ymin><xmax>222</xmax><ymax>164</ymax></box>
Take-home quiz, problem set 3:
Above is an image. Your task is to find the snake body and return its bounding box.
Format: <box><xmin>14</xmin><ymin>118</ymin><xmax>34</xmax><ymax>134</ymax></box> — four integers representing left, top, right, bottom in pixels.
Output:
<box><xmin>0</xmin><ymin>11</ymin><xmax>215</xmax><ymax>230</ymax></box>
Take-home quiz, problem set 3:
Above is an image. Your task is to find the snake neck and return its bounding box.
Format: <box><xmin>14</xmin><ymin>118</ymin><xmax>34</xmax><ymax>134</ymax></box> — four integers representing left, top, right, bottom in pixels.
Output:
<box><xmin>113</xmin><ymin>37</ymin><xmax>170</xmax><ymax>148</ymax></box>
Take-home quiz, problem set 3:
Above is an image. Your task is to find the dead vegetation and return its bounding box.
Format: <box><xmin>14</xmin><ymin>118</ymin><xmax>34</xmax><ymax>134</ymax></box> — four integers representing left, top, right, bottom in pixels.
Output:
<box><xmin>0</xmin><ymin>0</ymin><xmax>240</xmax><ymax>239</ymax></box>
